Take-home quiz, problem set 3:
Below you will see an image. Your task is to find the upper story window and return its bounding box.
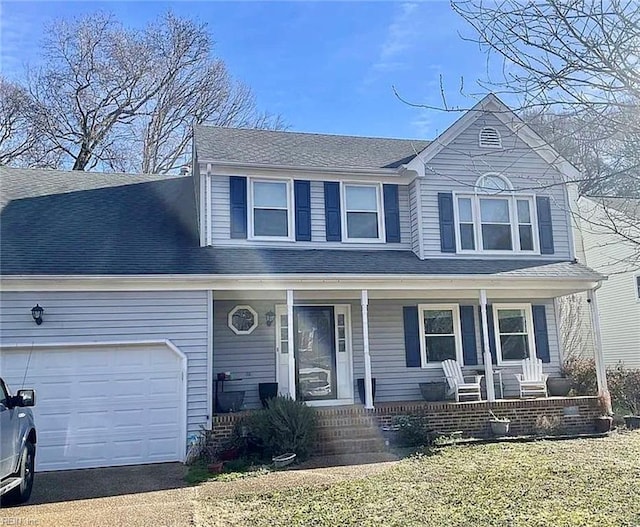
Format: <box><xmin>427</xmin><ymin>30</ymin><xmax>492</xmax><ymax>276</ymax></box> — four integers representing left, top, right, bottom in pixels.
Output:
<box><xmin>636</xmin><ymin>275</ymin><xmax>640</xmax><ymax>301</ymax></box>
<box><xmin>342</xmin><ymin>183</ymin><xmax>384</xmax><ymax>242</ymax></box>
<box><xmin>492</xmin><ymin>304</ymin><xmax>537</xmax><ymax>364</ymax></box>
<box><xmin>249</xmin><ymin>179</ymin><xmax>293</xmax><ymax>239</ymax></box>
<box><xmin>418</xmin><ymin>304</ymin><xmax>463</xmax><ymax>367</ymax></box>
<box><xmin>479</xmin><ymin>127</ymin><xmax>502</xmax><ymax>149</ymax></box>
<box><xmin>454</xmin><ymin>174</ymin><xmax>538</xmax><ymax>253</ymax></box>
<box><xmin>476</xmin><ymin>173</ymin><xmax>512</xmax><ymax>193</ymax></box>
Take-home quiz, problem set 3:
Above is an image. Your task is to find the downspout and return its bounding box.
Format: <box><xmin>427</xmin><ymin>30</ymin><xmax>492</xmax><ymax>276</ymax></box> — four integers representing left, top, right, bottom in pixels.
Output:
<box><xmin>587</xmin><ymin>282</ymin><xmax>612</xmax><ymax>415</ymax></box>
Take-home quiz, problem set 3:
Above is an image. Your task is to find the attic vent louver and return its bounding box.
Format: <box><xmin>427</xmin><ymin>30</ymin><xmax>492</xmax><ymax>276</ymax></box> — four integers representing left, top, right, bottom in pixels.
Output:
<box><xmin>479</xmin><ymin>127</ymin><xmax>502</xmax><ymax>149</ymax></box>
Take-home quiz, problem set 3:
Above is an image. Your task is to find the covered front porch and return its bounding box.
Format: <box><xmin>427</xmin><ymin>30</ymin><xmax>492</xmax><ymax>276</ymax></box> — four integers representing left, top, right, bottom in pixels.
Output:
<box><xmin>210</xmin><ymin>272</ymin><xmax>610</xmax><ymax>416</ymax></box>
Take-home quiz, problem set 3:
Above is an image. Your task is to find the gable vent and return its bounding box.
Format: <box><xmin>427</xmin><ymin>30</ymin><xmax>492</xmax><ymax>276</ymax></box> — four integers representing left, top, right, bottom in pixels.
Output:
<box><xmin>479</xmin><ymin>127</ymin><xmax>502</xmax><ymax>149</ymax></box>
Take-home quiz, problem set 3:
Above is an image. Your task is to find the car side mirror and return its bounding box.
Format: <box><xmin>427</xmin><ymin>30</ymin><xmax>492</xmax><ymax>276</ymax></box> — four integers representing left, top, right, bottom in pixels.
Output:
<box><xmin>16</xmin><ymin>389</ymin><xmax>35</xmax><ymax>407</ymax></box>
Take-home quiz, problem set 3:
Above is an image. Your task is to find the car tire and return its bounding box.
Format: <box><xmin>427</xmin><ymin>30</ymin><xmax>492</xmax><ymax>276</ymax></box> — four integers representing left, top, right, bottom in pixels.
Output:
<box><xmin>2</xmin><ymin>442</ymin><xmax>35</xmax><ymax>506</ymax></box>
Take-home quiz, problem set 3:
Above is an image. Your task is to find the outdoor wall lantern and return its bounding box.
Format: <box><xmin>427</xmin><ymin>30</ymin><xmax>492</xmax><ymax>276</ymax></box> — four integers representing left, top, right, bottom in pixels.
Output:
<box><xmin>31</xmin><ymin>304</ymin><xmax>44</xmax><ymax>325</ymax></box>
<box><xmin>265</xmin><ymin>310</ymin><xmax>276</xmax><ymax>327</ymax></box>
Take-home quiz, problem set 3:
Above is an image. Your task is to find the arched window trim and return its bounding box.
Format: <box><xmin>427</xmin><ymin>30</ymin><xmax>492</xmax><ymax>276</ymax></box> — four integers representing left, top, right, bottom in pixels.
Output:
<box><xmin>479</xmin><ymin>126</ymin><xmax>503</xmax><ymax>149</ymax></box>
<box><xmin>474</xmin><ymin>173</ymin><xmax>514</xmax><ymax>194</ymax></box>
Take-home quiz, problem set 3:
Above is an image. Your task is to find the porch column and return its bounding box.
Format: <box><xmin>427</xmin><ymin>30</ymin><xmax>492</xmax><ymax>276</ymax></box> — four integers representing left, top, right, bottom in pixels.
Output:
<box><xmin>287</xmin><ymin>289</ymin><xmax>296</xmax><ymax>400</ymax></box>
<box><xmin>587</xmin><ymin>287</ymin><xmax>612</xmax><ymax>414</ymax></box>
<box><xmin>479</xmin><ymin>289</ymin><xmax>496</xmax><ymax>402</ymax></box>
<box><xmin>361</xmin><ymin>290</ymin><xmax>374</xmax><ymax>409</ymax></box>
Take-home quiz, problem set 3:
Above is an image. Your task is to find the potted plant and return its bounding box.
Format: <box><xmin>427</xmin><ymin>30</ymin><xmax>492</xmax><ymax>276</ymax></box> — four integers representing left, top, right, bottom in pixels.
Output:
<box><xmin>594</xmin><ymin>415</ymin><xmax>613</xmax><ymax>433</ymax></box>
<box><xmin>547</xmin><ymin>360</ymin><xmax>572</xmax><ymax>396</ymax></box>
<box><xmin>489</xmin><ymin>410</ymin><xmax>510</xmax><ymax>437</ymax></box>
<box><xmin>357</xmin><ymin>378</ymin><xmax>376</xmax><ymax>405</ymax></box>
<box><xmin>419</xmin><ymin>382</ymin><xmax>446</xmax><ymax>402</ymax></box>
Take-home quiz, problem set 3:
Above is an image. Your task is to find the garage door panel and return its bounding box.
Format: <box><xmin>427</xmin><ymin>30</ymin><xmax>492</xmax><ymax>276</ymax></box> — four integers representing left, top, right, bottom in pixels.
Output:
<box><xmin>1</xmin><ymin>344</ymin><xmax>185</xmax><ymax>471</ymax></box>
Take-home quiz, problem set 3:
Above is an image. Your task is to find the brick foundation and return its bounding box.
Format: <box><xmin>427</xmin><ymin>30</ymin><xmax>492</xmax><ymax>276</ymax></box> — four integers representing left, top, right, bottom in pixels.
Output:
<box><xmin>210</xmin><ymin>396</ymin><xmax>604</xmax><ymax>451</ymax></box>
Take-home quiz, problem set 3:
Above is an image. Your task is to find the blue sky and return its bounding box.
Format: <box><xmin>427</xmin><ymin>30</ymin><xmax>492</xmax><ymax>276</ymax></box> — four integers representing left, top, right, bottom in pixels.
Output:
<box><xmin>1</xmin><ymin>1</ymin><xmax>503</xmax><ymax>139</ymax></box>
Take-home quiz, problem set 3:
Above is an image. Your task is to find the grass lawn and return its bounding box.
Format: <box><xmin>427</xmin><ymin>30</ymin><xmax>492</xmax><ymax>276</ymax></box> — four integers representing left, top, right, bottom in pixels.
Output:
<box><xmin>196</xmin><ymin>431</ymin><xmax>640</xmax><ymax>527</ymax></box>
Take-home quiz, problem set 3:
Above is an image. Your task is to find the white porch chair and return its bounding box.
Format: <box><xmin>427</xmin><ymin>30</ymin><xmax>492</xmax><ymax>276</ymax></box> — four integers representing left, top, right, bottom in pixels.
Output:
<box><xmin>515</xmin><ymin>358</ymin><xmax>549</xmax><ymax>398</ymax></box>
<box><xmin>441</xmin><ymin>359</ymin><xmax>483</xmax><ymax>402</ymax></box>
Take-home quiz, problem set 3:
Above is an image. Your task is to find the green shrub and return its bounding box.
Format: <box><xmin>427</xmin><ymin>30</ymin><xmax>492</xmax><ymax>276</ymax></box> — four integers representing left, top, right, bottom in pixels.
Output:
<box><xmin>242</xmin><ymin>396</ymin><xmax>317</xmax><ymax>461</ymax></box>
<box><xmin>392</xmin><ymin>415</ymin><xmax>433</xmax><ymax>447</ymax></box>
<box><xmin>607</xmin><ymin>364</ymin><xmax>640</xmax><ymax>416</ymax></box>
<box><xmin>562</xmin><ymin>355</ymin><xmax>597</xmax><ymax>395</ymax></box>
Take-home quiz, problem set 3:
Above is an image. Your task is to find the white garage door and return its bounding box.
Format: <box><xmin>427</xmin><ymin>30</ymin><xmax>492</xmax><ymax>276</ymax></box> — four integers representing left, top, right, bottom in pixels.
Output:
<box><xmin>1</xmin><ymin>343</ymin><xmax>185</xmax><ymax>472</ymax></box>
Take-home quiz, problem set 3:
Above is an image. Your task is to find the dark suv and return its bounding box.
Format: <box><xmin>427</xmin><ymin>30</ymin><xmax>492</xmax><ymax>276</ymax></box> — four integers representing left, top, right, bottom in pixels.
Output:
<box><xmin>0</xmin><ymin>378</ymin><xmax>36</xmax><ymax>505</ymax></box>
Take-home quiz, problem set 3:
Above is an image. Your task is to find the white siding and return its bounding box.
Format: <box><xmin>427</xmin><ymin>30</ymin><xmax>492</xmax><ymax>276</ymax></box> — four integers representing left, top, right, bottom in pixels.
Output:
<box><xmin>578</xmin><ymin>199</ymin><xmax>640</xmax><ymax>367</ymax></box>
<box><xmin>421</xmin><ymin>113</ymin><xmax>572</xmax><ymax>259</ymax></box>
<box><xmin>0</xmin><ymin>291</ymin><xmax>209</xmax><ymax>437</ymax></box>
<box><xmin>208</xmin><ymin>176</ymin><xmax>413</xmax><ymax>250</ymax></box>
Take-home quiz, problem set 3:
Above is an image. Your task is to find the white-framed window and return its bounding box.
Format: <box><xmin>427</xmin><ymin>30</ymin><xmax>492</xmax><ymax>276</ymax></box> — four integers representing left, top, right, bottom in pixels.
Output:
<box><xmin>479</xmin><ymin>127</ymin><xmax>502</xmax><ymax>149</ymax></box>
<box><xmin>418</xmin><ymin>304</ymin><xmax>463</xmax><ymax>367</ymax></box>
<box><xmin>248</xmin><ymin>178</ymin><xmax>293</xmax><ymax>239</ymax></box>
<box><xmin>341</xmin><ymin>183</ymin><xmax>385</xmax><ymax>242</ymax></box>
<box><xmin>454</xmin><ymin>174</ymin><xmax>538</xmax><ymax>253</ymax></box>
<box><xmin>635</xmin><ymin>275</ymin><xmax>640</xmax><ymax>301</ymax></box>
<box><xmin>492</xmin><ymin>304</ymin><xmax>537</xmax><ymax>364</ymax></box>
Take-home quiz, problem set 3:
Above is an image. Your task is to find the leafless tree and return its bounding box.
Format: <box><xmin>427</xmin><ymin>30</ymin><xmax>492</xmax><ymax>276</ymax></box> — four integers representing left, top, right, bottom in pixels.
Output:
<box><xmin>0</xmin><ymin>78</ymin><xmax>58</xmax><ymax>167</ymax></box>
<box><xmin>449</xmin><ymin>0</ymin><xmax>640</xmax><ymax>198</ymax></box>
<box><xmin>24</xmin><ymin>12</ymin><xmax>284</xmax><ymax>173</ymax></box>
<box><xmin>558</xmin><ymin>294</ymin><xmax>594</xmax><ymax>360</ymax></box>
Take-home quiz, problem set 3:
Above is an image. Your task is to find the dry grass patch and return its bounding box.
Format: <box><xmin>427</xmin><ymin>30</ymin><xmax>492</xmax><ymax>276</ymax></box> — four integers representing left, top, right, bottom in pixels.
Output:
<box><xmin>195</xmin><ymin>431</ymin><xmax>640</xmax><ymax>527</ymax></box>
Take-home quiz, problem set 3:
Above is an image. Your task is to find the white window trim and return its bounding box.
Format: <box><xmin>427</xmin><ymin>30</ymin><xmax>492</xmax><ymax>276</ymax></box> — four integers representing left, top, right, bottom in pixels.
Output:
<box><xmin>417</xmin><ymin>303</ymin><xmax>464</xmax><ymax>368</ymax></box>
<box><xmin>340</xmin><ymin>182</ymin><xmax>386</xmax><ymax>243</ymax></box>
<box><xmin>453</xmin><ymin>192</ymin><xmax>540</xmax><ymax>254</ymax></box>
<box><xmin>228</xmin><ymin>305</ymin><xmax>259</xmax><ymax>335</ymax></box>
<box><xmin>248</xmin><ymin>177</ymin><xmax>295</xmax><ymax>241</ymax></box>
<box><xmin>492</xmin><ymin>303</ymin><xmax>537</xmax><ymax>366</ymax></box>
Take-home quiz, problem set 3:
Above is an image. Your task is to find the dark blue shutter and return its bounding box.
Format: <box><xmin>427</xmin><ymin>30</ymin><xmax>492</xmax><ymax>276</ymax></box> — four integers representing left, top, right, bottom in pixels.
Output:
<box><xmin>460</xmin><ymin>306</ymin><xmax>478</xmax><ymax>366</ymax></box>
<box><xmin>532</xmin><ymin>305</ymin><xmax>551</xmax><ymax>363</ymax></box>
<box><xmin>478</xmin><ymin>306</ymin><xmax>497</xmax><ymax>364</ymax></box>
<box><xmin>229</xmin><ymin>176</ymin><xmax>247</xmax><ymax>239</ymax></box>
<box><xmin>403</xmin><ymin>306</ymin><xmax>421</xmax><ymax>367</ymax></box>
<box><xmin>294</xmin><ymin>180</ymin><xmax>311</xmax><ymax>241</ymax></box>
<box><xmin>383</xmin><ymin>184</ymin><xmax>401</xmax><ymax>243</ymax></box>
<box><xmin>536</xmin><ymin>196</ymin><xmax>554</xmax><ymax>254</ymax></box>
<box><xmin>324</xmin><ymin>182</ymin><xmax>341</xmax><ymax>241</ymax></box>
<box><xmin>438</xmin><ymin>192</ymin><xmax>456</xmax><ymax>253</ymax></box>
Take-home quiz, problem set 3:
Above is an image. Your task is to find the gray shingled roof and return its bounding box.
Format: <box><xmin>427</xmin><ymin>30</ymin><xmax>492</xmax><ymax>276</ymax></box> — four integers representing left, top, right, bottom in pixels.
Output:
<box><xmin>193</xmin><ymin>126</ymin><xmax>430</xmax><ymax>169</ymax></box>
<box><xmin>0</xmin><ymin>166</ymin><xmax>603</xmax><ymax>281</ymax></box>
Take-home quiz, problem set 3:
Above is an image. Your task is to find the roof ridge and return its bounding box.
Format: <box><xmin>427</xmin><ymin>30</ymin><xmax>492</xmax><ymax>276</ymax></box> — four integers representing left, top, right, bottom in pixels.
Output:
<box><xmin>194</xmin><ymin>125</ymin><xmax>431</xmax><ymax>143</ymax></box>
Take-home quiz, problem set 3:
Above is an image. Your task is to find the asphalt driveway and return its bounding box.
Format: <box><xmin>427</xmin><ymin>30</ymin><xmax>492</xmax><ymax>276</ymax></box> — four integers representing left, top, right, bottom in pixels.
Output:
<box><xmin>1</xmin><ymin>463</ymin><xmax>196</xmax><ymax>527</ymax></box>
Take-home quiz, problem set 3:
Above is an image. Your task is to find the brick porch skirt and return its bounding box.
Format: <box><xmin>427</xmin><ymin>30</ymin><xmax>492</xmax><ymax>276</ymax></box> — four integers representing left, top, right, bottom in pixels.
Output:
<box><xmin>209</xmin><ymin>396</ymin><xmax>603</xmax><ymax>449</ymax></box>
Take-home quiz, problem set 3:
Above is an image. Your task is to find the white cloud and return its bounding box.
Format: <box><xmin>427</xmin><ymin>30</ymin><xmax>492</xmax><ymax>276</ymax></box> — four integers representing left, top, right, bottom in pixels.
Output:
<box><xmin>372</xmin><ymin>2</ymin><xmax>420</xmax><ymax>73</ymax></box>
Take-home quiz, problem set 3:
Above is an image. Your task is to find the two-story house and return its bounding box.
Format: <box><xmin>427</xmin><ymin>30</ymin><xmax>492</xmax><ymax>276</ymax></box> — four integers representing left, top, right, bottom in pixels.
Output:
<box><xmin>0</xmin><ymin>94</ymin><xmax>606</xmax><ymax>472</ymax></box>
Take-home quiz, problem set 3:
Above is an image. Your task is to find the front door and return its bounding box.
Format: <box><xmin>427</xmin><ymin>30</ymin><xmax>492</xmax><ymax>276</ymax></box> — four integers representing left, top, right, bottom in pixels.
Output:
<box><xmin>275</xmin><ymin>304</ymin><xmax>353</xmax><ymax>404</ymax></box>
<box><xmin>294</xmin><ymin>306</ymin><xmax>336</xmax><ymax>401</ymax></box>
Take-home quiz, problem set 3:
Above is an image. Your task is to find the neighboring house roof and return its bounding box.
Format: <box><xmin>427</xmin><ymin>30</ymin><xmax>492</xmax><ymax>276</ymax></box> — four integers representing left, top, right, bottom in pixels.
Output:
<box><xmin>584</xmin><ymin>196</ymin><xmax>640</xmax><ymax>220</ymax></box>
<box><xmin>193</xmin><ymin>126</ymin><xmax>430</xmax><ymax>169</ymax></box>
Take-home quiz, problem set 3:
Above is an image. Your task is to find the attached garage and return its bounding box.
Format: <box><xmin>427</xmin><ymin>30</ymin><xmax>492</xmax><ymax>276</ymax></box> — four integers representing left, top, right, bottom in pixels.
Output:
<box><xmin>0</xmin><ymin>341</ymin><xmax>186</xmax><ymax>472</ymax></box>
